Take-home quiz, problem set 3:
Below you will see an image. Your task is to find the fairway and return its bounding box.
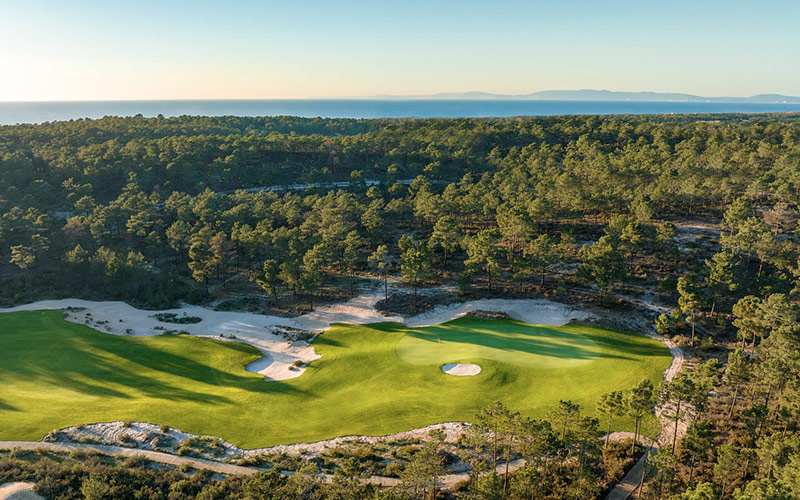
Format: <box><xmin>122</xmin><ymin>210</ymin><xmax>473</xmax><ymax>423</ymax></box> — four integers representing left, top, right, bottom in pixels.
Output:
<box><xmin>398</xmin><ymin>320</ymin><xmax>600</xmax><ymax>369</ymax></box>
<box><xmin>0</xmin><ymin>311</ymin><xmax>671</xmax><ymax>448</ymax></box>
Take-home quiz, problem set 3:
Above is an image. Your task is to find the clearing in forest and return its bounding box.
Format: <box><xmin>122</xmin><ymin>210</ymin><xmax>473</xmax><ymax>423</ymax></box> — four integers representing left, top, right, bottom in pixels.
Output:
<box><xmin>0</xmin><ymin>311</ymin><xmax>670</xmax><ymax>448</ymax></box>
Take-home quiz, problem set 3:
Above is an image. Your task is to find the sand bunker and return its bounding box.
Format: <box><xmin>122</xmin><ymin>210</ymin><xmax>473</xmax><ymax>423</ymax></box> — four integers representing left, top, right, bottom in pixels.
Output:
<box><xmin>1</xmin><ymin>299</ymin><xmax>320</xmax><ymax>381</ymax></box>
<box><xmin>2</xmin><ymin>290</ymin><xmax>590</xmax><ymax>381</ymax></box>
<box><xmin>442</xmin><ymin>363</ymin><xmax>481</xmax><ymax>376</ymax></box>
<box><xmin>406</xmin><ymin>298</ymin><xmax>591</xmax><ymax>328</ymax></box>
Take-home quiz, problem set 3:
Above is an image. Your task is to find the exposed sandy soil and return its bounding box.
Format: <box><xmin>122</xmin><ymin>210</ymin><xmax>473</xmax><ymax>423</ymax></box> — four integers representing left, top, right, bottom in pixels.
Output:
<box><xmin>1</xmin><ymin>290</ymin><xmax>585</xmax><ymax>381</ymax></box>
<box><xmin>0</xmin><ymin>483</ymin><xmax>42</xmax><ymax>500</ymax></box>
<box><xmin>406</xmin><ymin>298</ymin><xmax>592</xmax><ymax>328</ymax></box>
<box><xmin>46</xmin><ymin>420</ymin><xmax>471</xmax><ymax>462</ymax></box>
<box><xmin>442</xmin><ymin>363</ymin><xmax>481</xmax><ymax>376</ymax></box>
<box><xmin>2</xmin><ymin>299</ymin><xmax>320</xmax><ymax>380</ymax></box>
<box><xmin>44</xmin><ymin>421</ymin><xmax>244</xmax><ymax>460</ymax></box>
<box><xmin>4</xmin><ymin>286</ymin><xmax>685</xmax><ymax>460</ymax></box>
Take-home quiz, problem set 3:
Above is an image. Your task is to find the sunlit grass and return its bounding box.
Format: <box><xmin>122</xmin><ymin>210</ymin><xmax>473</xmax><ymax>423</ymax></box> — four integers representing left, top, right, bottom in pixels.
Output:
<box><xmin>0</xmin><ymin>311</ymin><xmax>671</xmax><ymax>448</ymax></box>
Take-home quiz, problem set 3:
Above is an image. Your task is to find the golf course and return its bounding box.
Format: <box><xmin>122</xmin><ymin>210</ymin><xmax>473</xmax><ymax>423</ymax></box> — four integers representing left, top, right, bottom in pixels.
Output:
<box><xmin>0</xmin><ymin>310</ymin><xmax>671</xmax><ymax>449</ymax></box>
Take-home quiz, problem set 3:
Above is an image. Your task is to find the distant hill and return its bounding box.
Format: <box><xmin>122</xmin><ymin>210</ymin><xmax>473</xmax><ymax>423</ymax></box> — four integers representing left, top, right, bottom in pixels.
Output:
<box><xmin>370</xmin><ymin>89</ymin><xmax>800</xmax><ymax>104</ymax></box>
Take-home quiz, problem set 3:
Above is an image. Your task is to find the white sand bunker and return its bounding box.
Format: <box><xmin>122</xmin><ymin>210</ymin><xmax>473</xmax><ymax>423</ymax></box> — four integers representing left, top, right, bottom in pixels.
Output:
<box><xmin>442</xmin><ymin>363</ymin><xmax>481</xmax><ymax>376</ymax></box>
<box><xmin>406</xmin><ymin>298</ymin><xmax>592</xmax><ymax>328</ymax></box>
<box><xmin>2</xmin><ymin>290</ymin><xmax>591</xmax><ymax>382</ymax></box>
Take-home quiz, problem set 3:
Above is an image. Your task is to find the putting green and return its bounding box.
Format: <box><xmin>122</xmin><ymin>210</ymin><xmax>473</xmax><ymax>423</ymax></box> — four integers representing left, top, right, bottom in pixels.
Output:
<box><xmin>0</xmin><ymin>311</ymin><xmax>671</xmax><ymax>448</ymax></box>
<box><xmin>398</xmin><ymin>320</ymin><xmax>598</xmax><ymax>369</ymax></box>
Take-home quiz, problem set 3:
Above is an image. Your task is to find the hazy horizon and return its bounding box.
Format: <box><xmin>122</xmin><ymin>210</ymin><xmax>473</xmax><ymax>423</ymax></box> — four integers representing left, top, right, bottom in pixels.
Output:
<box><xmin>1</xmin><ymin>0</ymin><xmax>799</xmax><ymax>102</ymax></box>
<box><xmin>3</xmin><ymin>88</ymin><xmax>800</xmax><ymax>104</ymax></box>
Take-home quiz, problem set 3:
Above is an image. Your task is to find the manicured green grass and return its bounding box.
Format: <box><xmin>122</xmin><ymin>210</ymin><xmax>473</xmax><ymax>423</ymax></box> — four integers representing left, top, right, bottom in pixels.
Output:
<box><xmin>0</xmin><ymin>311</ymin><xmax>671</xmax><ymax>448</ymax></box>
<box><xmin>398</xmin><ymin>320</ymin><xmax>601</xmax><ymax>369</ymax></box>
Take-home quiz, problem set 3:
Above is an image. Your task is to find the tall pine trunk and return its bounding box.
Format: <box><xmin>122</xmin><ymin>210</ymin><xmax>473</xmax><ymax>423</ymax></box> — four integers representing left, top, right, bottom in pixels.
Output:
<box><xmin>728</xmin><ymin>385</ymin><xmax>740</xmax><ymax>418</ymax></box>
<box><xmin>672</xmin><ymin>398</ymin><xmax>682</xmax><ymax>453</ymax></box>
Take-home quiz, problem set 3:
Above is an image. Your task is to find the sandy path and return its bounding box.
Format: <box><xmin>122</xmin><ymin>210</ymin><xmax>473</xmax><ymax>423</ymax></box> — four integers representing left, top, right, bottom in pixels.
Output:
<box><xmin>656</xmin><ymin>335</ymin><xmax>684</xmax><ymax>384</ymax></box>
<box><xmin>0</xmin><ymin>440</ymin><xmax>529</xmax><ymax>489</ymax></box>
<box><xmin>0</xmin><ymin>441</ymin><xmax>260</xmax><ymax>475</ymax></box>
<box><xmin>0</xmin><ymin>440</ymin><xmax>456</xmax><ymax>488</ymax></box>
<box><xmin>0</xmin><ymin>434</ymin><xmax>645</xmax><ymax>491</ymax></box>
<box><xmin>601</xmin><ymin>325</ymin><xmax>686</xmax><ymax>500</ymax></box>
<box><xmin>604</xmin><ymin>445</ymin><xmax>654</xmax><ymax>500</ymax></box>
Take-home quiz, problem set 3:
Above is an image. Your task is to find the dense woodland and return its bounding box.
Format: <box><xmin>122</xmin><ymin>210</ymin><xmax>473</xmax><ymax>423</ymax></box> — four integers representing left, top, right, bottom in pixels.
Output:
<box><xmin>2</xmin><ymin>113</ymin><xmax>800</xmax><ymax>498</ymax></box>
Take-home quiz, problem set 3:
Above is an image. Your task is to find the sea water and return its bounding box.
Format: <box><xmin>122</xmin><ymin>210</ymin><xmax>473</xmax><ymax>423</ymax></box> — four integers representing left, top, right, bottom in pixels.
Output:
<box><xmin>1</xmin><ymin>99</ymin><xmax>799</xmax><ymax>125</ymax></box>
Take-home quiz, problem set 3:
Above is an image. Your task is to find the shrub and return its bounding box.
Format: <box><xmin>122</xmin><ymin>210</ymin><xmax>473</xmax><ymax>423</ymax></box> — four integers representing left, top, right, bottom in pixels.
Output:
<box><xmin>152</xmin><ymin>313</ymin><xmax>202</xmax><ymax>324</ymax></box>
<box><xmin>383</xmin><ymin>461</ymin><xmax>405</xmax><ymax>477</ymax></box>
<box><xmin>124</xmin><ymin>454</ymin><xmax>150</xmax><ymax>468</ymax></box>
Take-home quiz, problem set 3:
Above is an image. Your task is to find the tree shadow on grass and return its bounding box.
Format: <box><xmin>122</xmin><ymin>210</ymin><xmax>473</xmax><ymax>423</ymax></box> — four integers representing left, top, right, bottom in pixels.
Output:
<box><xmin>0</xmin><ymin>399</ymin><xmax>20</xmax><ymax>411</ymax></box>
<box><xmin>402</xmin><ymin>321</ymin><xmax>667</xmax><ymax>363</ymax></box>
<box><xmin>308</xmin><ymin>334</ymin><xmax>343</xmax><ymax>347</ymax></box>
<box><xmin>403</xmin><ymin>325</ymin><xmax>621</xmax><ymax>362</ymax></box>
<box><xmin>0</xmin><ymin>315</ymin><xmax>308</xmax><ymax>406</ymax></box>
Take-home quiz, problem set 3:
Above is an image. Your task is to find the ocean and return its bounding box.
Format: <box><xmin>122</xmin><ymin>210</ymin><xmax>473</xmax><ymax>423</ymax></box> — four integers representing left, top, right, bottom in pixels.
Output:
<box><xmin>1</xmin><ymin>99</ymin><xmax>799</xmax><ymax>125</ymax></box>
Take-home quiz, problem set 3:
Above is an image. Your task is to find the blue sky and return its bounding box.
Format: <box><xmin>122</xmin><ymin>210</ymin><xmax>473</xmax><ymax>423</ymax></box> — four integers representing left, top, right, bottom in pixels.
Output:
<box><xmin>0</xmin><ymin>0</ymin><xmax>797</xmax><ymax>100</ymax></box>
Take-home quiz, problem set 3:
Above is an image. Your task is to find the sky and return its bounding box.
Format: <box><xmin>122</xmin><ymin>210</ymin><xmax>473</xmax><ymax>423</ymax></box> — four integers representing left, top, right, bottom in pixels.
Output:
<box><xmin>0</xmin><ymin>0</ymin><xmax>798</xmax><ymax>101</ymax></box>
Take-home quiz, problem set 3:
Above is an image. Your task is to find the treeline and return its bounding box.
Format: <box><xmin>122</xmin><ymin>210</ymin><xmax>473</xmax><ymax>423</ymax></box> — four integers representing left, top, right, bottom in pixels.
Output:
<box><xmin>2</xmin><ymin>113</ymin><xmax>799</xmax><ymax>210</ymax></box>
<box><xmin>1</xmin><ymin>114</ymin><xmax>800</xmax><ymax>309</ymax></box>
<box><xmin>0</xmin><ymin>116</ymin><xmax>800</xmax><ymax>307</ymax></box>
<box><xmin>634</xmin><ymin>289</ymin><xmax>800</xmax><ymax>500</ymax></box>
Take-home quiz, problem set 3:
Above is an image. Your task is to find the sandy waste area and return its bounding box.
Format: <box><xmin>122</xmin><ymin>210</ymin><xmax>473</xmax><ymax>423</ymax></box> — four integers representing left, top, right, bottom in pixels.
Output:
<box><xmin>1</xmin><ymin>286</ymin><xmax>690</xmax><ymax>457</ymax></box>
<box><xmin>2</xmin><ymin>290</ymin><xmax>589</xmax><ymax>381</ymax></box>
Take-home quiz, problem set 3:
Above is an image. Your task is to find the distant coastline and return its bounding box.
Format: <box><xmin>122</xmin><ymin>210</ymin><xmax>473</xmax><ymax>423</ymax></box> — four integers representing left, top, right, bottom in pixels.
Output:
<box><xmin>369</xmin><ymin>89</ymin><xmax>800</xmax><ymax>104</ymax></box>
<box><xmin>1</xmin><ymin>99</ymin><xmax>800</xmax><ymax>125</ymax></box>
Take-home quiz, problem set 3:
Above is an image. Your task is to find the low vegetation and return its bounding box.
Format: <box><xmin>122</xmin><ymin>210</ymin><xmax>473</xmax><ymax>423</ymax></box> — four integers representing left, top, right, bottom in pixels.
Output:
<box><xmin>152</xmin><ymin>312</ymin><xmax>202</xmax><ymax>324</ymax></box>
<box><xmin>0</xmin><ymin>400</ymin><xmax>646</xmax><ymax>500</ymax></box>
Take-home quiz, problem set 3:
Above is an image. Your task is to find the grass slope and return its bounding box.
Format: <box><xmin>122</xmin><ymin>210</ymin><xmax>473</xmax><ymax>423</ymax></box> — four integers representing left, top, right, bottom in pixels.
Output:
<box><xmin>0</xmin><ymin>311</ymin><xmax>671</xmax><ymax>448</ymax></box>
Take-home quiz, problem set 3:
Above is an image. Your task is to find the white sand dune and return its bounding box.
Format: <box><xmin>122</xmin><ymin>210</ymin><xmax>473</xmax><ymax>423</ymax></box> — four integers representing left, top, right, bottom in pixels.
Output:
<box><xmin>1</xmin><ymin>291</ymin><xmax>589</xmax><ymax>381</ymax></box>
